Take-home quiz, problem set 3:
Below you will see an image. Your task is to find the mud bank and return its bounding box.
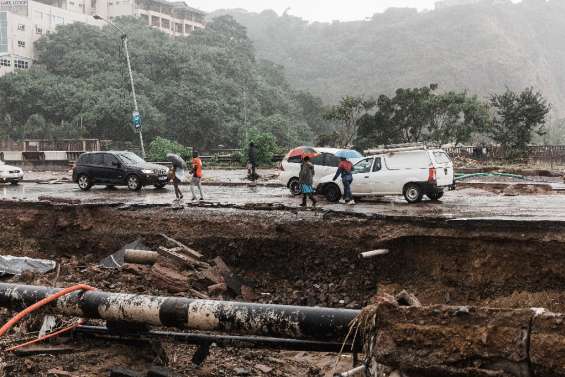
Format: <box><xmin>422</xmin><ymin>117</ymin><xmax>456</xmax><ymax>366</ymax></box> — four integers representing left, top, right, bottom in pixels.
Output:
<box><xmin>1</xmin><ymin>201</ymin><xmax>565</xmax><ymax>376</ymax></box>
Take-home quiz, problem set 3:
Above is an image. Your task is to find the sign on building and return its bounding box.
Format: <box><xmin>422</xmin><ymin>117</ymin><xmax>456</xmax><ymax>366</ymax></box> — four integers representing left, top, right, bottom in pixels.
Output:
<box><xmin>0</xmin><ymin>0</ymin><xmax>28</xmax><ymax>15</ymax></box>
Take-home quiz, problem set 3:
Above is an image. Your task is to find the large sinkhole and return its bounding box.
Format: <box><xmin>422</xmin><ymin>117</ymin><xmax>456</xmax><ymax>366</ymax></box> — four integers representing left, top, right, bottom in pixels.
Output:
<box><xmin>2</xmin><ymin>203</ymin><xmax>565</xmax><ymax>312</ymax></box>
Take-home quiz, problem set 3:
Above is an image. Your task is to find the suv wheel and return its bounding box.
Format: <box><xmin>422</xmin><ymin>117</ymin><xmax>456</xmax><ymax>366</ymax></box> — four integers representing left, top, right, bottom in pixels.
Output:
<box><xmin>403</xmin><ymin>183</ymin><xmax>423</xmax><ymax>203</ymax></box>
<box><xmin>127</xmin><ymin>175</ymin><xmax>142</xmax><ymax>191</ymax></box>
<box><xmin>324</xmin><ymin>183</ymin><xmax>342</xmax><ymax>202</ymax></box>
<box><xmin>288</xmin><ymin>178</ymin><xmax>301</xmax><ymax>196</ymax></box>
<box><xmin>427</xmin><ymin>190</ymin><xmax>444</xmax><ymax>201</ymax></box>
<box><xmin>78</xmin><ymin>174</ymin><xmax>92</xmax><ymax>191</ymax></box>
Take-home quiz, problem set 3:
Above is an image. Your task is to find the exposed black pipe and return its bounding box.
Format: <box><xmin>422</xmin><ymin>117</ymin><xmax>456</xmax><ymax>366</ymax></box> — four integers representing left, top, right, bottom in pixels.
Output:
<box><xmin>0</xmin><ymin>283</ymin><xmax>360</xmax><ymax>341</ymax></box>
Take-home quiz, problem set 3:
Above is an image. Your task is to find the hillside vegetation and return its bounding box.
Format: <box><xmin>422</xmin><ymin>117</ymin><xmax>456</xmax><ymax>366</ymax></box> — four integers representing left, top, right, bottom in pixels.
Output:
<box><xmin>214</xmin><ymin>0</ymin><xmax>565</xmax><ymax>117</ymax></box>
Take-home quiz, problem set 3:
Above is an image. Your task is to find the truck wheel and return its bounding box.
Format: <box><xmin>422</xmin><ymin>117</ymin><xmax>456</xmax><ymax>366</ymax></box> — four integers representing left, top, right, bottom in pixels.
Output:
<box><xmin>403</xmin><ymin>183</ymin><xmax>423</xmax><ymax>203</ymax></box>
<box><xmin>10</xmin><ymin>181</ymin><xmax>19</xmax><ymax>185</ymax></box>
<box><xmin>77</xmin><ymin>174</ymin><xmax>92</xmax><ymax>191</ymax></box>
<box><xmin>325</xmin><ymin>183</ymin><xmax>342</xmax><ymax>203</ymax></box>
<box><xmin>127</xmin><ymin>175</ymin><xmax>142</xmax><ymax>191</ymax></box>
<box><xmin>288</xmin><ymin>178</ymin><xmax>301</xmax><ymax>196</ymax></box>
<box><xmin>427</xmin><ymin>190</ymin><xmax>444</xmax><ymax>201</ymax></box>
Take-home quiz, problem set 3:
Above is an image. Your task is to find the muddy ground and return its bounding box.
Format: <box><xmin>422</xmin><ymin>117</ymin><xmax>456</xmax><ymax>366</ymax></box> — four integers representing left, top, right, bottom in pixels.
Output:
<box><xmin>1</xmin><ymin>201</ymin><xmax>565</xmax><ymax>376</ymax></box>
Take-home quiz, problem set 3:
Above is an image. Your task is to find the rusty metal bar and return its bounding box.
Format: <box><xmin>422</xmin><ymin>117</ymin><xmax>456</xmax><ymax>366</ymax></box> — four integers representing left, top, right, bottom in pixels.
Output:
<box><xmin>0</xmin><ymin>283</ymin><xmax>359</xmax><ymax>341</ymax></box>
<box><xmin>74</xmin><ymin>325</ymin><xmax>362</xmax><ymax>353</ymax></box>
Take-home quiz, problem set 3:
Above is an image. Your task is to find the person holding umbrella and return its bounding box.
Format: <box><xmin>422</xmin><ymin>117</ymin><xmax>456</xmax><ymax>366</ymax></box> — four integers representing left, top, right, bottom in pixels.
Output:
<box><xmin>298</xmin><ymin>156</ymin><xmax>317</xmax><ymax>207</ymax></box>
<box><xmin>166</xmin><ymin>153</ymin><xmax>186</xmax><ymax>201</ymax></box>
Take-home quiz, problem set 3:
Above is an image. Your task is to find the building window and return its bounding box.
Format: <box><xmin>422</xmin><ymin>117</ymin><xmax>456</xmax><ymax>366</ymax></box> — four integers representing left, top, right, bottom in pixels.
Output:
<box><xmin>52</xmin><ymin>16</ymin><xmax>64</xmax><ymax>25</ymax></box>
<box><xmin>0</xmin><ymin>58</ymin><xmax>10</xmax><ymax>67</ymax></box>
<box><xmin>17</xmin><ymin>40</ymin><xmax>25</xmax><ymax>48</ymax></box>
<box><xmin>35</xmin><ymin>25</ymin><xmax>42</xmax><ymax>34</ymax></box>
<box><xmin>17</xmin><ymin>24</ymin><xmax>25</xmax><ymax>31</ymax></box>
<box><xmin>151</xmin><ymin>16</ymin><xmax>159</xmax><ymax>27</ymax></box>
<box><xmin>175</xmin><ymin>23</ymin><xmax>182</xmax><ymax>33</ymax></box>
<box><xmin>161</xmin><ymin>18</ymin><xmax>169</xmax><ymax>29</ymax></box>
<box><xmin>14</xmin><ymin>60</ymin><xmax>29</xmax><ymax>69</ymax></box>
<box><xmin>69</xmin><ymin>1</ymin><xmax>75</xmax><ymax>5</ymax></box>
<box><xmin>91</xmin><ymin>0</ymin><xmax>96</xmax><ymax>8</ymax></box>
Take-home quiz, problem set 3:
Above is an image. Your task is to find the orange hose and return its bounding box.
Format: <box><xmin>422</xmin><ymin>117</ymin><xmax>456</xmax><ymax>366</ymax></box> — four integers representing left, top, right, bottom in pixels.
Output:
<box><xmin>4</xmin><ymin>320</ymin><xmax>85</xmax><ymax>352</ymax></box>
<box><xmin>0</xmin><ymin>284</ymin><xmax>96</xmax><ymax>339</ymax></box>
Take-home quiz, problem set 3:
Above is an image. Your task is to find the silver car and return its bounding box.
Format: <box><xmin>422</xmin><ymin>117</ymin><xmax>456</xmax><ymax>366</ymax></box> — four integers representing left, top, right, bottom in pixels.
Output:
<box><xmin>0</xmin><ymin>161</ymin><xmax>24</xmax><ymax>185</ymax></box>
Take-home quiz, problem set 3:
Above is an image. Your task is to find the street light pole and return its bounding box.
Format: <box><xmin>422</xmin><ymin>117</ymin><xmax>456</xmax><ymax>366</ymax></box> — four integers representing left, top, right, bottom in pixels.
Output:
<box><xmin>94</xmin><ymin>15</ymin><xmax>146</xmax><ymax>159</ymax></box>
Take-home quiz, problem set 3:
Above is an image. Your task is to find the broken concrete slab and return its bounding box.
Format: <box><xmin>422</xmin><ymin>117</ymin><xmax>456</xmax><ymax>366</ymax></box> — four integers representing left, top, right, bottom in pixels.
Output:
<box><xmin>361</xmin><ymin>302</ymin><xmax>532</xmax><ymax>377</ymax></box>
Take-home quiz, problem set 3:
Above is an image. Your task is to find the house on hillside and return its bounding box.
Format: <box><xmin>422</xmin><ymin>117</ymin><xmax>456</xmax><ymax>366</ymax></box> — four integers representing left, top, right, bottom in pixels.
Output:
<box><xmin>0</xmin><ymin>0</ymin><xmax>205</xmax><ymax>76</ymax></box>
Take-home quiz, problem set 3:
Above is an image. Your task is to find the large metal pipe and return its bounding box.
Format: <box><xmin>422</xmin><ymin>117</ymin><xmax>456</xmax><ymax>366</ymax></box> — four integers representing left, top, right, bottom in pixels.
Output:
<box><xmin>0</xmin><ymin>284</ymin><xmax>359</xmax><ymax>341</ymax></box>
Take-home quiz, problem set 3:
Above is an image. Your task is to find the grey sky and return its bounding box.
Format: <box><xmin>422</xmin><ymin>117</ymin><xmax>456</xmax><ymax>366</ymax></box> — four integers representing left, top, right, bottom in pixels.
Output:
<box><xmin>188</xmin><ymin>0</ymin><xmax>520</xmax><ymax>22</ymax></box>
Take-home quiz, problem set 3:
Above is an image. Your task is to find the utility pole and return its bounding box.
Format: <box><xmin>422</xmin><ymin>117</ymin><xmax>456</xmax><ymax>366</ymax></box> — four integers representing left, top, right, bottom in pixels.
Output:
<box><xmin>94</xmin><ymin>15</ymin><xmax>146</xmax><ymax>159</ymax></box>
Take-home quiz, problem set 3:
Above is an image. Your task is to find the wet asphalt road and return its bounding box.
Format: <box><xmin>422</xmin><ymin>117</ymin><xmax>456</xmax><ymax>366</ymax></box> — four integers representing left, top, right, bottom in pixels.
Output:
<box><xmin>2</xmin><ymin>181</ymin><xmax>565</xmax><ymax>221</ymax></box>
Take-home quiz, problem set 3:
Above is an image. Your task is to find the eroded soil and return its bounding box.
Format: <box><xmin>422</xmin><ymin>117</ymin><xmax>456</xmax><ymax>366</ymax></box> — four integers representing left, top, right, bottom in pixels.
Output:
<box><xmin>1</xmin><ymin>202</ymin><xmax>565</xmax><ymax>376</ymax></box>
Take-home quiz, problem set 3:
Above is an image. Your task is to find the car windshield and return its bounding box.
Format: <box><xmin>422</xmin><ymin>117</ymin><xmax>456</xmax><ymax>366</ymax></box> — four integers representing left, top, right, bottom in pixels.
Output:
<box><xmin>117</xmin><ymin>152</ymin><xmax>145</xmax><ymax>165</ymax></box>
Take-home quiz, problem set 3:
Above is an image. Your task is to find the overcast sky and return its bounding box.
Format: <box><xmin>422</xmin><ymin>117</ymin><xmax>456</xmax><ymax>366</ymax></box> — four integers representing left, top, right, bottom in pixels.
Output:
<box><xmin>188</xmin><ymin>0</ymin><xmax>520</xmax><ymax>22</ymax></box>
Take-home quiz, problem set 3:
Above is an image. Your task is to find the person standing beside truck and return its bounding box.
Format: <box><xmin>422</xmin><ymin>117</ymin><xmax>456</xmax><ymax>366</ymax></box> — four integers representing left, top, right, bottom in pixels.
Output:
<box><xmin>333</xmin><ymin>157</ymin><xmax>354</xmax><ymax>205</ymax></box>
<box><xmin>191</xmin><ymin>151</ymin><xmax>204</xmax><ymax>201</ymax></box>
<box><xmin>298</xmin><ymin>156</ymin><xmax>317</xmax><ymax>207</ymax></box>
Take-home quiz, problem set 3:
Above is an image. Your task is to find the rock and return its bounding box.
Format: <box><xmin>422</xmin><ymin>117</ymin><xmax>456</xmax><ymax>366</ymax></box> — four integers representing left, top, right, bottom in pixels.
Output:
<box><xmin>122</xmin><ymin>263</ymin><xmax>150</xmax><ymax>275</ymax></box>
<box><xmin>530</xmin><ymin>311</ymin><xmax>565</xmax><ymax>377</ymax></box>
<box><xmin>361</xmin><ymin>302</ymin><xmax>533</xmax><ymax>376</ymax></box>
<box><xmin>241</xmin><ymin>285</ymin><xmax>256</xmax><ymax>301</ymax></box>
<box><xmin>150</xmin><ymin>262</ymin><xmax>189</xmax><ymax>293</ymax></box>
<box><xmin>254</xmin><ymin>364</ymin><xmax>273</xmax><ymax>374</ymax></box>
<box><xmin>233</xmin><ymin>367</ymin><xmax>250</xmax><ymax>376</ymax></box>
<box><xmin>207</xmin><ymin>283</ymin><xmax>228</xmax><ymax>296</ymax></box>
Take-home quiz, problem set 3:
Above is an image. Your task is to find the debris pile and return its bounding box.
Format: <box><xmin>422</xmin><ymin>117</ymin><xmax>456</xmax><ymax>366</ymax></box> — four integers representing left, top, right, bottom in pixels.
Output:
<box><xmin>101</xmin><ymin>234</ymin><xmax>255</xmax><ymax>301</ymax></box>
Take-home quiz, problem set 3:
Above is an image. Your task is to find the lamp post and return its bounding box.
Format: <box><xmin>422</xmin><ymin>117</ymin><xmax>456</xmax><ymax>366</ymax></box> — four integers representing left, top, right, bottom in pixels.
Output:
<box><xmin>94</xmin><ymin>15</ymin><xmax>146</xmax><ymax>159</ymax></box>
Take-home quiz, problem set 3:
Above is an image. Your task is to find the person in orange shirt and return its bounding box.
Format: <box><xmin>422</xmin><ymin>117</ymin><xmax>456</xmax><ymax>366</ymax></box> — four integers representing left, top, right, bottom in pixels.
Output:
<box><xmin>191</xmin><ymin>150</ymin><xmax>204</xmax><ymax>201</ymax></box>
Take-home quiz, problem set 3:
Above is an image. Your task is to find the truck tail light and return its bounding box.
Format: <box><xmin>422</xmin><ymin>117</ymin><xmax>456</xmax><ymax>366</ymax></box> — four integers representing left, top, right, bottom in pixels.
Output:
<box><xmin>428</xmin><ymin>167</ymin><xmax>437</xmax><ymax>183</ymax></box>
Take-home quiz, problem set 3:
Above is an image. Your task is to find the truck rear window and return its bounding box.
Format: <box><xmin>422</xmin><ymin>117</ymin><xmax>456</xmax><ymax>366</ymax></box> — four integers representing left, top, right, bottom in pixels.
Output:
<box><xmin>433</xmin><ymin>151</ymin><xmax>451</xmax><ymax>164</ymax></box>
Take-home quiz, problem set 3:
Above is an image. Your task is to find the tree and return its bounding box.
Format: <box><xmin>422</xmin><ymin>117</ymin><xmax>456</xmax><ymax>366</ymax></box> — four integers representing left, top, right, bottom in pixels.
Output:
<box><xmin>0</xmin><ymin>16</ymin><xmax>318</xmax><ymax>150</ymax></box>
<box><xmin>323</xmin><ymin>96</ymin><xmax>376</xmax><ymax>147</ymax></box>
<box><xmin>147</xmin><ymin>137</ymin><xmax>192</xmax><ymax>161</ymax></box>
<box><xmin>241</xmin><ymin>128</ymin><xmax>280</xmax><ymax>165</ymax></box>
<box><xmin>355</xmin><ymin>85</ymin><xmax>491</xmax><ymax>150</ymax></box>
<box><xmin>489</xmin><ymin>88</ymin><xmax>551</xmax><ymax>155</ymax></box>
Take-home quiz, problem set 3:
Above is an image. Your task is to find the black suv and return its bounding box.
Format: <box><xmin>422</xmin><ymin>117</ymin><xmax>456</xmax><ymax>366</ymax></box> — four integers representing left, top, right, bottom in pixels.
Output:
<box><xmin>72</xmin><ymin>151</ymin><xmax>169</xmax><ymax>191</ymax></box>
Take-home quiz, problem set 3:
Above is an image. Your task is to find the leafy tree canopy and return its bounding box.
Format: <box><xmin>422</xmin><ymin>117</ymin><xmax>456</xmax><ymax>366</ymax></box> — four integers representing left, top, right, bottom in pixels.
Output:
<box><xmin>0</xmin><ymin>16</ymin><xmax>327</xmax><ymax>150</ymax></box>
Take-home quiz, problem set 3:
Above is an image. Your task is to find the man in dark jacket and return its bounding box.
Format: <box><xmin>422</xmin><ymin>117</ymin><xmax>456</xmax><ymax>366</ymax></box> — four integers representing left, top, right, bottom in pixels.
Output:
<box><xmin>333</xmin><ymin>157</ymin><xmax>354</xmax><ymax>205</ymax></box>
<box><xmin>299</xmin><ymin>156</ymin><xmax>317</xmax><ymax>207</ymax></box>
<box><xmin>248</xmin><ymin>142</ymin><xmax>258</xmax><ymax>181</ymax></box>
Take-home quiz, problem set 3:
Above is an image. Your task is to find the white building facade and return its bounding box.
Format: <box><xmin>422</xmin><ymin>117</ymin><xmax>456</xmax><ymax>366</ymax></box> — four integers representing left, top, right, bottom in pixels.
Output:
<box><xmin>0</xmin><ymin>0</ymin><xmax>205</xmax><ymax>76</ymax></box>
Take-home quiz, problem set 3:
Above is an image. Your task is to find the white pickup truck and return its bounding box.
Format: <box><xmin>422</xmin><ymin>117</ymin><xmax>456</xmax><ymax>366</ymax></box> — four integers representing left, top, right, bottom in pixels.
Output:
<box><xmin>317</xmin><ymin>147</ymin><xmax>455</xmax><ymax>203</ymax></box>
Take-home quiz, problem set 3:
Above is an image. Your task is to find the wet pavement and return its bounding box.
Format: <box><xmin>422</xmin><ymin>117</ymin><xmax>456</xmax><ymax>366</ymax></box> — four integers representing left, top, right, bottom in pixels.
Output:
<box><xmin>2</xmin><ymin>182</ymin><xmax>565</xmax><ymax>221</ymax></box>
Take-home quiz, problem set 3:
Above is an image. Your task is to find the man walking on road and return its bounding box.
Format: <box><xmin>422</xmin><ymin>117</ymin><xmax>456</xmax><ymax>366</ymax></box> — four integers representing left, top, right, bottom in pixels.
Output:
<box><xmin>333</xmin><ymin>157</ymin><xmax>354</xmax><ymax>205</ymax></box>
<box><xmin>299</xmin><ymin>156</ymin><xmax>317</xmax><ymax>208</ymax></box>
<box><xmin>191</xmin><ymin>151</ymin><xmax>204</xmax><ymax>201</ymax></box>
<box><xmin>248</xmin><ymin>142</ymin><xmax>258</xmax><ymax>181</ymax></box>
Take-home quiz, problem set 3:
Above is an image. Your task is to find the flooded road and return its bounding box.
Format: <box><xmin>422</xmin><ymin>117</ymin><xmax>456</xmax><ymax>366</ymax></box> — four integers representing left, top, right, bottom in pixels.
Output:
<box><xmin>2</xmin><ymin>182</ymin><xmax>565</xmax><ymax>221</ymax></box>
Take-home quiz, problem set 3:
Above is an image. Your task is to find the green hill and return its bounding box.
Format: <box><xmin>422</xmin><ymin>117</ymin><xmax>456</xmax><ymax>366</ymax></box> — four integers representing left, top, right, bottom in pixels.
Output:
<box><xmin>212</xmin><ymin>0</ymin><xmax>565</xmax><ymax>117</ymax></box>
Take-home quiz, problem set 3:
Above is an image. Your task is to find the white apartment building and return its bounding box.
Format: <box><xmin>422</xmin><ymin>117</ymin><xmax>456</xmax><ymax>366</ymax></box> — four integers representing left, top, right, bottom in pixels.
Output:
<box><xmin>0</xmin><ymin>0</ymin><xmax>205</xmax><ymax>76</ymax></box>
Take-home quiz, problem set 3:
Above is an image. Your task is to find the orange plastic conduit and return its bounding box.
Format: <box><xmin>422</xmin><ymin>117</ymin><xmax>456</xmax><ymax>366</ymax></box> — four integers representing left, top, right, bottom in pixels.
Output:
<box><xmin>0</xmin><ymin>284</ymin><xmax>96</xmax><ymax>341</ymax></box>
